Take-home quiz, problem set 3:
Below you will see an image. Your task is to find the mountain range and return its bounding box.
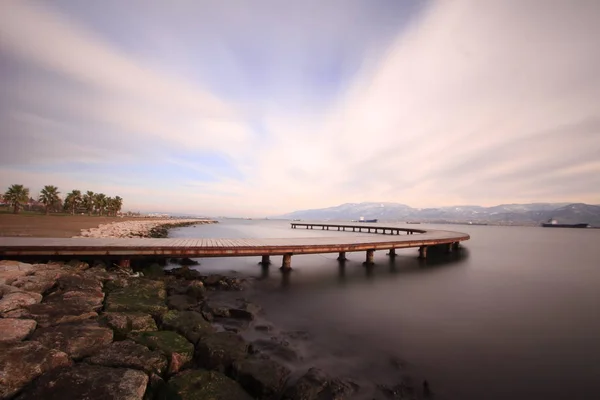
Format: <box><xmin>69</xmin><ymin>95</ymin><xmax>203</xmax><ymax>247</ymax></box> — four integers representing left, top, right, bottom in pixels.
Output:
<box><xmin>277</xmin><ymin>202</ymin><xmax>600</xmax><ymax>227</ymax></box>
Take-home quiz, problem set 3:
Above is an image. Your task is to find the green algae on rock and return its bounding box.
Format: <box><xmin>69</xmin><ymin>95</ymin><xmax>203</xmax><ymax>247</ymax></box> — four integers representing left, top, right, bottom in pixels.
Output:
<box><xmin>15</xmin><ymin>363</ymin><xmax>148</xmax><ymax>400</ymax></box>
<box><xmin>129</xmin><ymin>330</ymin><xmax>194</xmax><ymax>374</ymax></box>
<box><xmin>161</xmin><ymin>310</ymin><xmax>215</xmax><ymax>344</ymax></box>
<box><xmin>85</xmin><ymin>340</ymin><xmax>168</xmax><ymax>375</ymax></box>
<box><xmin>105</xmin><ymin>279</ymin><xmax>168</xmax><ymax>317</ymax></box>
<box><xmin>101</xmin><ymin>311</ymin><xmax>158</xmax><ymax>338</ymax></box>
<box><xmin>195</xmin><ymin>331</ymin><xmax>248</xmax><ymax>373</ymax></box>
<box><xmin>168</xmin><ymin>369</ymin><xmax>252</xmax><ymax>400</ymax></box>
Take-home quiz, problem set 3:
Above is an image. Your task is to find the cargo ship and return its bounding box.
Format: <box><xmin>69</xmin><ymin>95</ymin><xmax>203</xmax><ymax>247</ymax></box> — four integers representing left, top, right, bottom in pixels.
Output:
<box><xmin>541</xmin><ymin>219</ymin><xmax>589</xmax><ymax>228</ymax></box>
<box><xmin>357</xmin><ymin>217</ymin><xmax>378</xmax><ymax>223</ymax></box>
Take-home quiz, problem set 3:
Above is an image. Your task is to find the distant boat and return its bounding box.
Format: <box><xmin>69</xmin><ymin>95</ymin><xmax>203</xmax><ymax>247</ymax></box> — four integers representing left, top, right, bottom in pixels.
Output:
<box><xmin>541</xmin><ymin>218</ymin><xmax>589</xmax><ymax>228</ymax></box>
<box><xmin>406</xmin><ymin>221</ymin><xmax>421</xmax><ymax>224</ymax></box>
<box><xmin>358</xmin><ymin>217</ymin><xmax>378</xmax><ymax>223</ymax></box>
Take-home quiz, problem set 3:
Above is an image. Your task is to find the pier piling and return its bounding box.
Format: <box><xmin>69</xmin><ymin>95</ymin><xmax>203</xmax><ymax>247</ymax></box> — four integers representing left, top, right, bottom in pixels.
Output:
<box><xmin>364</xmin><ymin>249</ymin><xmax>375</xmax><ymax>265</ymax></box>
<box><xmin>281</xmin><ymin>253</ymin><xmax>292</xmax><ymax>270</ymax></box>
<box><xmin>259</xmin><ymin>255</ymin><xmax>271</xmax><ymax>265</ymax></box>
<box><xmin>418</xmin><ymin>246</ymin><xmax>428</xmax><ymax>259</ymax></box>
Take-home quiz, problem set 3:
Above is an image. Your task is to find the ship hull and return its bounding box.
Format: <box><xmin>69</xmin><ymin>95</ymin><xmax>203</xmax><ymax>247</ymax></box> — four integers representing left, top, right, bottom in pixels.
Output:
<box><xmin>541</xmin><ymin>223</ymin><xmax>589</xmax><ymax>228</ymax></box>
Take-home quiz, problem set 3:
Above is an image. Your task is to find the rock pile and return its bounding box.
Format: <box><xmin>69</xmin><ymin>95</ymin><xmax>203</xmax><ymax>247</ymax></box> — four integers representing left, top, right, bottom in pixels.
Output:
<box><xmin>0</xmin><ymin>259</ymin><xmax>364</xmax><ymax>400</ymax></box>
<box><xmin>74</xmin><ymin>219</ymin><xmax>215</xmax><ymax>238</ymax></box>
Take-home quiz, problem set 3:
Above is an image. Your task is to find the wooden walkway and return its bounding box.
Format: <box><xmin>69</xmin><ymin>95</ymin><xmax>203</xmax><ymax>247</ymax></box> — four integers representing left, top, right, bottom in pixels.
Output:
<box><xmin>0</xmin><ymin>223</ymin><xmax>469</xmax><ymax>269</ymax></box>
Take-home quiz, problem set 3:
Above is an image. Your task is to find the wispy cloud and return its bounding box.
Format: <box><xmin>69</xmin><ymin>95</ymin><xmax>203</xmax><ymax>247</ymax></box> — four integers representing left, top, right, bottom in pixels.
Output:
<box><xmin>1</xmin><ymin>0</ymin><xmax>599</xmax><ymax>215</ymax></box>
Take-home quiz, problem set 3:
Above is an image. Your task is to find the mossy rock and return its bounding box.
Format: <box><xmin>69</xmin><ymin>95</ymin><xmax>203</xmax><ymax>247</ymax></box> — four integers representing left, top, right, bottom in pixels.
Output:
<box><xmin>104</xmin><ymin>279</ymin><xmax>167</xmax><ymax>317</ymax></box>
<box><xmin>101</xmin><ymin>312</ymin><xmax>157</xmax><ymax>338</ymax></box>
<box><xmin>168</xmin><ymin>369</ymin><xmax>252</xmax><ymax>400</ymax></box>
<box><xmin>129</xmin><ymin>331</ymin><xmax>193</xmax><ymax>374</ymax></box>
<box><xmin>195</xmin><ymin>332</ymin><xmax>248</xmax><ymax>374</ymax></box>
<box><xmin>161</xmin><ymin>310</ymin><xmax>214</xmax><ymax>344</ymax></box>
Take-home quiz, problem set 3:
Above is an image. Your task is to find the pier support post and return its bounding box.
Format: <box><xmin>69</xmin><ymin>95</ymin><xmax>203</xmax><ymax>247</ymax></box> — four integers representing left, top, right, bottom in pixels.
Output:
<box><xmin>119</xmin><ymin>259</ymin><xmax>131</xmax><ymax>269</ymax></box>
<box><xmin>337</xmin><ymin>251</ymin><xmax>347</xmax><ymax>261</ymax></box>
<box><xmin>446</xmin><ymin>243</ymin><xmax>453</xmax><ymax>253</ymax></box>
<box><xmin>281</xmin><ymin>254</ymin><xmax>292</xmax><ymax>271</ymax></box>
<box><xmin>452</xmin><ymin>242</ymin><xmax>460</xmax><ymax>251</ymax></box>
<box><xmin>418</xmin><ymin>246</ymin><xmax>428</xmax><ymax>259</ymax></box>
<box><xmin>259</xmin><ymin>255</ymin><xmax>271</xmax><ymax>265</ymax></box>
<box><xmin>387</xmin><ymin>248</ymin><xmax>396</xmax><ymax>257</ymax></box>
<box><xmin>364</xmin><ymin>249</ymin><xmax>375</xmax><ymax>265</ymax></box>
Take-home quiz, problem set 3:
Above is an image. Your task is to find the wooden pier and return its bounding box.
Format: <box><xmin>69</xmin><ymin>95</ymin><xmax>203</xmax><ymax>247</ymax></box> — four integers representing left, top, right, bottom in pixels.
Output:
<box><xmin>0</xmin><ymin>223</ymin><xmax>469</xmax><ymax>270</ymax></box>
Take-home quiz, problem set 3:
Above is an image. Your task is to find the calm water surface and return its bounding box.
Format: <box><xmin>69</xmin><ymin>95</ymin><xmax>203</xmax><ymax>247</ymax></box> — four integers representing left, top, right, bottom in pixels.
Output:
<box><xmin>170</xmin><ymin>220</ymin><xmax>600</xmax><ymax>399</ymax></box>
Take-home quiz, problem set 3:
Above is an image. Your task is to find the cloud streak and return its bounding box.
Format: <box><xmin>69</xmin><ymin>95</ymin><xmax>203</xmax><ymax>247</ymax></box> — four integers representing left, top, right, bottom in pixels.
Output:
<box><xmin>0</xmin><ymin>0</ymin><xmax>599</xmax><ymax>215</ymax></box>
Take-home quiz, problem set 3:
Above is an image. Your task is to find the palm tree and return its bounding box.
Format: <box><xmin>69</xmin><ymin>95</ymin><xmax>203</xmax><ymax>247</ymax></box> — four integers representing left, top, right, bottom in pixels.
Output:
<box><xmin>106</xmin><ymin>196</ymin><xmax>114</xmax><ymax>216</ymax></box>
<box><xmin>3</xmin><ymin>184</ymin><xmax>30</xmax><ymax>214</ymax></box>
<box><xmin>83</xmin><ymin>191</ymin><xmax>95</xmax><ymax>216</ymax></box>
<box><xmin>113</xmin><ymin>196</ymin><xmax>123</xmax><ymax>216</ymax></box>
<box><xmin>64</xmin><ymin>190</ymin><xmax>82</xmax><ymax>215</ymax></box>
<box><xmin>38</xmin><ymin>185</ymin><xmax>61</xmax><ymax>215</ymax></box>
<box><xmin>94</xmin><ymin>193</ymin><xmax>107</xmax><ymax>216</ymax></box>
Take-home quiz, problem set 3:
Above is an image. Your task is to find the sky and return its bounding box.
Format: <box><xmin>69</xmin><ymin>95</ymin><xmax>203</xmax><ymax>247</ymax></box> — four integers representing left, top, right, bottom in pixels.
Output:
<box><xmin>1</xmin><ymin>0</ymin><xmax>599</xmax><ymax>216</ymax></box>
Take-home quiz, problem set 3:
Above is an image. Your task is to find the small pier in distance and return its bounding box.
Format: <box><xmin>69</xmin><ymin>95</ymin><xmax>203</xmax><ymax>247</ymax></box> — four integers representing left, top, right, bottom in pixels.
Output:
<box><xmin>0</xmin><ymin>223</ymin><xmax>470</xmax><ymax>270</ymax></box>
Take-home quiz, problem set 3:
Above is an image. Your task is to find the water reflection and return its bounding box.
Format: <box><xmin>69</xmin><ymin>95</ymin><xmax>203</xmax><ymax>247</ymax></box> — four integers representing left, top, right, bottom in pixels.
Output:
<box><xmin>260</xmin><ymin>249</ymin><xmax>471</xmax><ymax>289</ymax></box>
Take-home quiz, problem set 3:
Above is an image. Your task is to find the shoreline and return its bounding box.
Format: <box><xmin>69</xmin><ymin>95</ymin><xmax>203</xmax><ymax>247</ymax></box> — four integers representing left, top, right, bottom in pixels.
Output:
<box><xmin>0</xmin><ymin>221</ymin><xmax>429</xmax><ymax>399</ymax></box>
<box><xmin>0</xmin><ymin>258</ymin><xmax>383</xmax><ymax>399</ymax></box>
<box><xmin>73</xmin><ymin>218</ymin><xmax>217</xmax><ymax>238</ymax></box>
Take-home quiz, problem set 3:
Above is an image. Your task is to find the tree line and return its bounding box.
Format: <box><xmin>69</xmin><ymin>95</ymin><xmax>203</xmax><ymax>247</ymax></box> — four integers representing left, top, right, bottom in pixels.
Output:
<box><xmin>2</xmin><ymin>184</ymin><xmax>123</xmax><ymax>216</ymax></box>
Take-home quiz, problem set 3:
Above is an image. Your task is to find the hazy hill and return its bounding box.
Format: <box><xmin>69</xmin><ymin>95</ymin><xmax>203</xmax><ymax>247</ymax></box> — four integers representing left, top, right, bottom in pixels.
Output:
<box><xmin>276</xmin><ymin>202</ymin><xmax>600</xmax><ymax>226</ymax></box>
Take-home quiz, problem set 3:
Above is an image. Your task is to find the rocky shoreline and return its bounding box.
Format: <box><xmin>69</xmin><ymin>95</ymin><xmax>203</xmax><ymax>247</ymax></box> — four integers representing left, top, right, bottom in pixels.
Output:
<box><xmin>0</xmin><ymin>220</ymin><xmax>425</xmax><ymax>399</ymax></box>
<box><xmin>0</xmin><ymin>260</ymin><xmax>370</xmax><ymax>399</ymax></box>
<box><xmin>74</xmin><ymin>218</ymin><xmax>216</xmax><ymax>238</ymax></box>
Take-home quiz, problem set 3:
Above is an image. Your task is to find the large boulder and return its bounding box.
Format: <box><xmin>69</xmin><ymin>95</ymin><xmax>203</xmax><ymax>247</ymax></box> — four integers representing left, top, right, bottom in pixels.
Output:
<box><xmin>0</xmin><ymin>318</ymin><xmax>37</xmax><ymax>342</ymax></box>
<box><xmin>85</xmin><ymin>340</ymin><xmax>168</xmax><ymax>375</ymax></box>
<box><xmin>101</xmin><ymin>312</ymin><xmax>158</xmax><ymax>338</ymax></box>
<box><xmin>0</xmin><ymin>291</ymin><xmax>42</xmax><ymax>316</ymax></box>
<box><xmin>15</xmin><ymin>273</ymin><xmax>106</xmax><ymax>327</ymax></box>
<box><xmin>30</xmin><ymin>320</ymin><xmax>113</xmax><ymax>359</ymax></box>
<box><xmin>56</xmin><ymin>274</ymin><xmax>103</xmax><ymax>292</ymax></box>
<box><xmin>129</xmin><ymin>330</ymin><xmax>194</xmax><ymax>375</ymax></box>
<box><xmin>233</xmin><ymin>358</ymin><xmax>291</xmax><ymax>399</ymax></box>
<box><xmin>161</xmin><ymin>310</ymin><xmax>214</xmax><ymax>344</ymax></box>
<box><xmin>0</xmin><ymin>341</ymin><xmax>72</xmax><ymax>399</ymax></box>
<box><xmin>15</xmin><ymin>363</ymin><xmax>148</xmax><ymax>400</ymax></box>
<box><xmin>0</xmin><ymin>260</ymin><xmax>33</xmax><ymax>285</ymax></box>
<box><xmin>18</xmin><ymin>299</ymin><xmax>98</xmax><ymax>327</ymax></box>
<box><xmin>282</xmin><ymin>368</ymin><xmax>358</xmax><ymax>400</ymax></box>
<box><xmin>105</xmin><ymin>279</ymin><xmax>168</xmax><ymax>317</ymax></box>
<box><xmin>168</xmin><ymin>369</ymin><xmax>252</xmax><ymax>400</ymax></box>
<box><xmin>9</xmin><ymin>274</ymin><xmax>57</xmax><ymax>294</ymax></box>
<box><xmin>44</xmin><ymin>288</ymin><xmax>105</xmax><ymax>311</ymax></box>
<box><xmin>195</xmin><ymin>332</ymin><xmax>248</xmax><ymax>373</ymax></box>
